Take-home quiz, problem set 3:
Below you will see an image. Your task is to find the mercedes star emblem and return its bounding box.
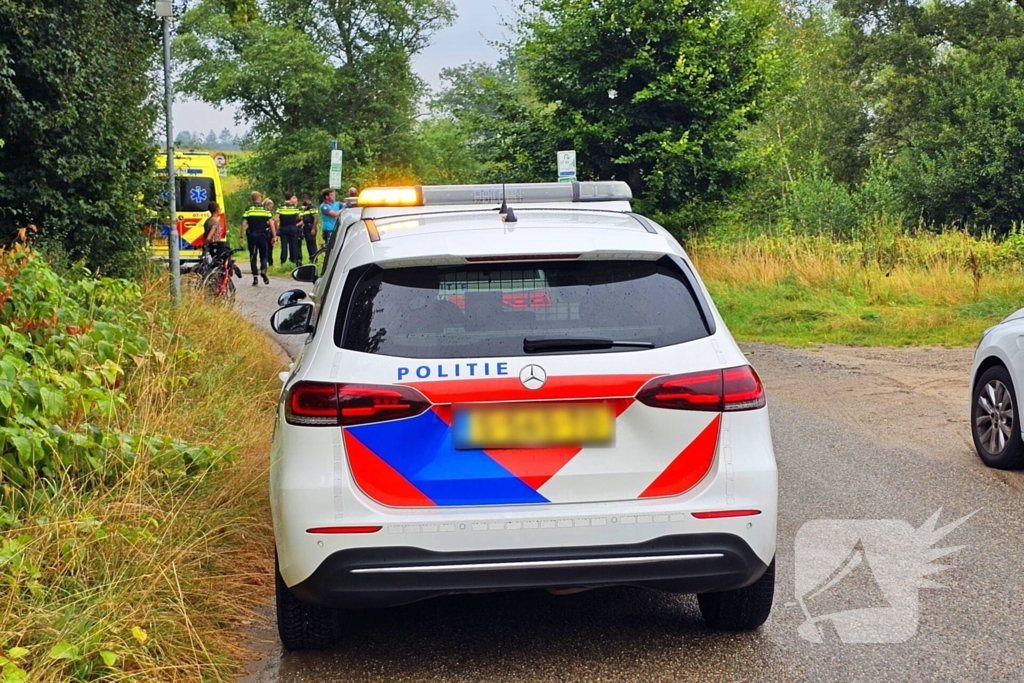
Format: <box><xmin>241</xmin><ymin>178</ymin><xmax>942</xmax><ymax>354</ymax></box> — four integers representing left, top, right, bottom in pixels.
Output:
<box><xmin>519</xmin><ymin>364</ymin><xmax>548</xmax><ymax>390</ymax></box>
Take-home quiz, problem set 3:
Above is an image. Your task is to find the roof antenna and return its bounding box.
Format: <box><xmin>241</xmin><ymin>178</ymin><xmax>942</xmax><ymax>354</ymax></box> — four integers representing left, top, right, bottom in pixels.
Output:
<box><xmin>499</xmin><ymin>173</ymin><xmax>508</xmax><ymax>216</ymax></box>
<box><xmin>498</xmin><ymin>173</ymin><xmax>518</xmax><ymax>223</ymax></box>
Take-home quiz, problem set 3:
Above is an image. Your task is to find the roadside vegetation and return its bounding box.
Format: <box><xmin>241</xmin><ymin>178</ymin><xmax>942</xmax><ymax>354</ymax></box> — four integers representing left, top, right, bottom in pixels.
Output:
<box><xmin>0</xmin><ymin>245</ymin><xmax>280</xmax><ymax>682</ymax></box>
<box><xmin>690</xmin><ymin>226</ymin><xmax>1024</xmax><ymax>346</ymax></box>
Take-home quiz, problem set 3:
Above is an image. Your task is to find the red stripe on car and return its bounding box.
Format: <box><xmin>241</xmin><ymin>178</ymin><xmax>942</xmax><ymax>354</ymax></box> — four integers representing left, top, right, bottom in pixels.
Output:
<box><xmin>405</xmin><ymin>375</ymin><xmax>660</xmax><ymax>405</ymax></box>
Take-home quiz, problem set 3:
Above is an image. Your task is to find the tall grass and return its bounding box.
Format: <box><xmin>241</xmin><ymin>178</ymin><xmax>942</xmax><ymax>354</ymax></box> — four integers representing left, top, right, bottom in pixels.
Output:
<box><xmin>0</xmin><ymin>281</ymin><xmax>283</xmax><ymax>681</ymax></box>
<box><xmin>687</xmin><ymin>226</ymin><xmax>1024</xmax><ymax>346</ymax></box>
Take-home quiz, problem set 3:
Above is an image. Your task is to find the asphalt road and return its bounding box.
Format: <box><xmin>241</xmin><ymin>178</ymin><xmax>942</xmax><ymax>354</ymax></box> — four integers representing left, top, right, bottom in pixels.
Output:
<box><xmin>235</xmin><ymin>281</ymin><xmax>1024</xmax><ymax>682</ymax></box>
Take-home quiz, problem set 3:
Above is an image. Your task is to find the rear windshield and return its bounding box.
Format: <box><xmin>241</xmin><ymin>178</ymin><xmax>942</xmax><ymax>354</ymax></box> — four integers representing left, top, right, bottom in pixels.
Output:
<box><xmin>337</xmin><ymin>258</ymin><xmax>711</xmax><ymax>358</ymax></box>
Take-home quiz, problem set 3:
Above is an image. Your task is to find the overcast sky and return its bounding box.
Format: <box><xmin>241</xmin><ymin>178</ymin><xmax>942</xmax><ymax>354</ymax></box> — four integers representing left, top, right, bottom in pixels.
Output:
<box><xmin>175</xmin><ymin>0</ymin><xmax>509</xmax><ymax>135</ymax></box>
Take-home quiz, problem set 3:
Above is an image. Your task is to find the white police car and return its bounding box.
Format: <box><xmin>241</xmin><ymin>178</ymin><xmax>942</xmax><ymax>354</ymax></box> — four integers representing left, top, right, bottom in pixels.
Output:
<box><xmin>270</xmin><ymin>182</ymin><xmax>778</xmax><ymax>650</ymax></box>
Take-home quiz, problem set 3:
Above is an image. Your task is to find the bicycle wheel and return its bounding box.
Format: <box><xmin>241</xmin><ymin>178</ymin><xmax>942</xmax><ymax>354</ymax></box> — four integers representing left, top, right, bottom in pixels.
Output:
<box><xmin>201</xmin><ymin>269</ymin><xmax>232</xmax><ymax>300</ymax></box>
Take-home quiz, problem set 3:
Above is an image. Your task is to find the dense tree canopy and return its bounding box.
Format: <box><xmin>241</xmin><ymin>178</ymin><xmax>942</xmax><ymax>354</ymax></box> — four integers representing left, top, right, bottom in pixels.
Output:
<box><xmin>837</xmin><ymin>0</ymin><xmax>1024</xmax><ymax>229</ymax></box>
<box><xmin>177</xmin><ymin>0</ymin><xmax>1024</xmax><ymax>235</ymax></box>
<box><xmin>175</xmin><ymin>0</ymin><xmax>454</xmax><ymax>195</ymax></box>
<box><xmin>732</xmin><ymin>0</ymin><xmax>1024</xmax><ymax>234</ymax></box>
<box><xmin>429</xmin><ymin>59</ymin><xmax>556</xmax><ymax>184</ymax></box>
<box><xmin>0</xmin><ymin>0</ymin><xmax>160</xmax><ymax>276</ymax></box>
<box><xmin>514</xmin><ymin>0</ymin><xmax>780</xmax><ymax>220</ymax></box>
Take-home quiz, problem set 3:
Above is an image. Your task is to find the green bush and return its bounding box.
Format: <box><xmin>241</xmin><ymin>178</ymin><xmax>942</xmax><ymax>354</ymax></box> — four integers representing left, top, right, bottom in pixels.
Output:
<box><xmin>778</xmin><ymin>160</ymin><xmax>859</xmax><ymax>238</ymax></box>
<box><xmin>0</xmin><ymin>246</ymin><xmax>226</xmax><ymax>509</ymax></box>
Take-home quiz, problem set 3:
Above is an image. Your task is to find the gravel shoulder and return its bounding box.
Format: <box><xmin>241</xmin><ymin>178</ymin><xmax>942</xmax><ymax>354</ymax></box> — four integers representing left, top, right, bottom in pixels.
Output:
<box><xmin>745</xmin><ymin>343</ymin><xmax>975</xmax><ymax>467</ymax></box>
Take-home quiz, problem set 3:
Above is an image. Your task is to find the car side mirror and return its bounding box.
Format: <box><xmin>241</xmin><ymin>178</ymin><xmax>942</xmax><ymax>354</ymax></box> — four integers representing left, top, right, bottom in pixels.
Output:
<box><xmin>278</xmin><ymin>289</ymin><xmax>308</xmax><ymax>307</ymax></box>
<box><xmin>271</xmin><ymin>302</ymin><xmax>314</xmax><ymax>335</ymax></box>
<box><xmin>292</xmin><ymin>264</ymin><xmax>319</xmax><ymax>283</ymax></box>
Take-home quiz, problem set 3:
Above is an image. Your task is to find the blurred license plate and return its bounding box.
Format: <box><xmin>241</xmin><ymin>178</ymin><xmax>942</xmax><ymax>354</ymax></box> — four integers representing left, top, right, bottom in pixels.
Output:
<box><xmin>453</xmin><ymin>404</ymin><xmax>614</xmax><ymax>449</ymax></box>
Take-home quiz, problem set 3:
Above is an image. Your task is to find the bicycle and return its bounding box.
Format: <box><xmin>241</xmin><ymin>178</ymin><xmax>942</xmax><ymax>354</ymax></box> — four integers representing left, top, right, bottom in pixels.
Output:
<box><xmin>196</xmin><ymin>242</ymin><xmax>243</xmax><ymax>299</ymax></box>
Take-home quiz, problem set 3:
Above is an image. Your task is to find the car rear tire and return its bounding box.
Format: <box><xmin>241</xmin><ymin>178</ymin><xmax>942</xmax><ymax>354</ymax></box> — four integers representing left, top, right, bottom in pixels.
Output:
<box><xmin>697</xmin><ymin>558</ymin><xmax>775</xmax><ymax>630</ymax></box>
<box><xmin>972</xmin><ymin>365</ymin><xmax>1024</xmax><ymax>469</ymax></box>
<box><xmin>276</xmin><ymin>555</ymin><xmax>337</xmax><ymax>651</ymax></box>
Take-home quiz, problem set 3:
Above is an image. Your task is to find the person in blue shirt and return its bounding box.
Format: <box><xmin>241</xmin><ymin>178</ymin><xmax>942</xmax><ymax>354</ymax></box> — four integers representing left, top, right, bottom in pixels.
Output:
<box><xmin>319</xmin><ymin>188</ymin><xmax>343</xmax><ymax>244</ymax></box>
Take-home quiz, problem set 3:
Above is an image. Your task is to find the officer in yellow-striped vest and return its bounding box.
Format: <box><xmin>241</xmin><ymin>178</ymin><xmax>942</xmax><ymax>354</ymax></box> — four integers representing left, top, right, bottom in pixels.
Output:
<box><xmin>241</xmin><ymin>191</ymin><xmax>276</xmax><ymax>286</ymax></box>
<box><xmin>299</xmin><ymin>193</ymin><xmax>318</xmax><ymax>262</ymax></box>
<box><xmin>276</xmin><ymin>193</ymin><xmax>304</xmax><ymax>266</ymax></box>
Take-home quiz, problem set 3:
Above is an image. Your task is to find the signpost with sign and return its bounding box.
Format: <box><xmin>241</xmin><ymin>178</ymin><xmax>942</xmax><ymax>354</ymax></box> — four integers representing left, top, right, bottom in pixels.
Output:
<box><xmin>329</xmin><ymin>149</ymin><xmax>344</xmax><ymax>190</ymax></box>
<box><xmin>557</xmin><ymin>150</ymin><xmax>577</xmax><ymax>183</ymax></box>
<box><xmin>156</xmin><ymin>0</ymin><xmax>179</xmax><ymax>304</ymax></box>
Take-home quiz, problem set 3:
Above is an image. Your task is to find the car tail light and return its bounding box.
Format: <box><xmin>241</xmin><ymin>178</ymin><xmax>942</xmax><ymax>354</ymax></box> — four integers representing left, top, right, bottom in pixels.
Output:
<box><xmin>286</xmin><ymin>382</ymin><xmax>431</xmax><ymax>427</ymax></box>
<box><xmin>722</xmin><ymin>366</ymin><xmax>766</xmax><ymax>411</ymax></box>
<box><xmin>636</xmin><ymin>366</ymin><xmax>765</xmax><ymax>412</ymax></box>
<box><xmin>465</xmin><ymin>254</ymin><xmax>581</xmax><ymax>262</ymax></box>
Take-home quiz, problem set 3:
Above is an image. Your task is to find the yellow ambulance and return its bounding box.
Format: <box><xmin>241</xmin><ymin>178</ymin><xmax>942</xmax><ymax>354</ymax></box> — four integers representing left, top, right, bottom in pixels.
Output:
<box><xmin>150</xmin><ymin>153</ymin><xmax>226</xmax><ymax>262</ymax></box>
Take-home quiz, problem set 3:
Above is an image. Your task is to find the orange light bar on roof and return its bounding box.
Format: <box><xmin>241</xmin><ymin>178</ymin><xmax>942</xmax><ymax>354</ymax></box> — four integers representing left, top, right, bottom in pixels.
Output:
<box><xmin>358</xmin><ymin>187</ymin><xmax>423</xmax><ymax>207</ymax></box>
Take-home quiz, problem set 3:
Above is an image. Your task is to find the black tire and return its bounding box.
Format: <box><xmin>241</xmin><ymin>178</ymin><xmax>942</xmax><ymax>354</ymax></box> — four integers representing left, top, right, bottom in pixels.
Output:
<box><xmin>275</xmin><ymin>555</ymin><xmax>337</xmax><ymax>651</ymax></box>
<box><xmin>698</xmin><ymin>558</ymin><xmax>775</xmax><ymax>630</ymax></box>
<box><xmin>972</xmin><ymin>364</ymin><xmax>1024</xmax><ymax>469</ymax></box>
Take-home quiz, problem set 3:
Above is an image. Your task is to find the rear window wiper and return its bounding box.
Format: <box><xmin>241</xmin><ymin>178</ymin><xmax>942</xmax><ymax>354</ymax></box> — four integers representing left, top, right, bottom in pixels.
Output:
<box><xmin>523</xmin><ymin>337</ymin><xmax>656</xmax><ymax>353</ymax></box>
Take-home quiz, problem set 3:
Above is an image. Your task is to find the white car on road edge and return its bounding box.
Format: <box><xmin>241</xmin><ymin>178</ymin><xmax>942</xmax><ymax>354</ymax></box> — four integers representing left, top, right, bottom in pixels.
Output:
<box><xmin>972</xmin><ymin>309</ymin><xmax>1024</xmax><ymax>468</ymax></box>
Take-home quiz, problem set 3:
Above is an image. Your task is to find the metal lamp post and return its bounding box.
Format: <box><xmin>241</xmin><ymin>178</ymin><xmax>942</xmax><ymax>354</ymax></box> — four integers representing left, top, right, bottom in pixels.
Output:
<box><xmin>156</xmin><ymin>0</ymin><xmax>181</xmax><ymax>303</ymax></box>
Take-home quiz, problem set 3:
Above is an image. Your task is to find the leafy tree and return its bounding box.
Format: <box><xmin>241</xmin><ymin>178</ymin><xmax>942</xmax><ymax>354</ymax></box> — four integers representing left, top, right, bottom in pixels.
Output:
<box><xmin>175</xmin><ymin>0</ymin><xmax>454</xmax><ymax>194</ymax></box>
<box><xmin>430</xmin><ymin>60</ymin><xmax>555</xmax><ymax>183</ymax></box>
<box><xmin>0</xmin><ymin>0</ymin><xmax>159</xmax><ymax>277</ymax></box>
<box><xmin>409</xmin><ymin>119</ymin><xmax>486</xmax><ymax>185</ymax></box>
<box><xmin>761</xmin><ymin>9</ymin><xmax>868</xmax><ymax>185</ymax></box>
<box><xmin>836</xmin><ymin>0</ymin><xmax>1024</xmax><ymax>230</ymax></box>
<box><xmin>728</xmin><ymin>6</ymin><xmax>869</xmax><ymax>228</ymax></box>
<box><xmin>219</xmin><ymin>128</ymin><xmax>234</xmax><ymax>146</ymax></box>
<box><xmin>515</xmin><ymin>0</ymin><xmax>780</xmax><ymax>222</ymax></box>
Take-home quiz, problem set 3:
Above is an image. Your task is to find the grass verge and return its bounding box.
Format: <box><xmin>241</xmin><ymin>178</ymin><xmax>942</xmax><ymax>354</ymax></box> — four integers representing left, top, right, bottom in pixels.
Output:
<box><xmin>1</xmin><ymin>278</ymin><xmax>283</xmax><ymax>682</ymax></box>
<box><xmin>687</xmin><ymin>230</ymin><xmax>1024</xmax><ymax>346</ymax></box>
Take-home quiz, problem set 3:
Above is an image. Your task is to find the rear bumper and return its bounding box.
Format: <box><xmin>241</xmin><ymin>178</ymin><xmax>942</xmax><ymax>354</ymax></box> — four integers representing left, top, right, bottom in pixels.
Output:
<box><xmin>289</xmin><ymin>532</ymin><xmax>768</xmax><ymax>608</ymax></box>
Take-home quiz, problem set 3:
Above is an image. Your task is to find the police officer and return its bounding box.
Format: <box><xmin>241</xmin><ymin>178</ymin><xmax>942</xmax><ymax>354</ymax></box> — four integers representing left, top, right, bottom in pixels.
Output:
<box><xmin>319</xmin><ymin>189</ymin><xmax>344</xmax><ymax>266</ymax></box>
<box><xmin>241</xmin><ymin>191</ymin><xmax>275</xmax><ymax>286</ymax></box>
<box><xmin>276</xmin><ymin>193</ymin><xmax>303</xmax><ymax>266</ymax></box>
<box><xmin>299</xmin><ymin>193</ymin><xmax>318</xmax><ymax>262</ymax></box>
<box><xmin>263</xmin><ymin>198</ymin><xmax>277</xmax><ymax>267</ymax></box>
